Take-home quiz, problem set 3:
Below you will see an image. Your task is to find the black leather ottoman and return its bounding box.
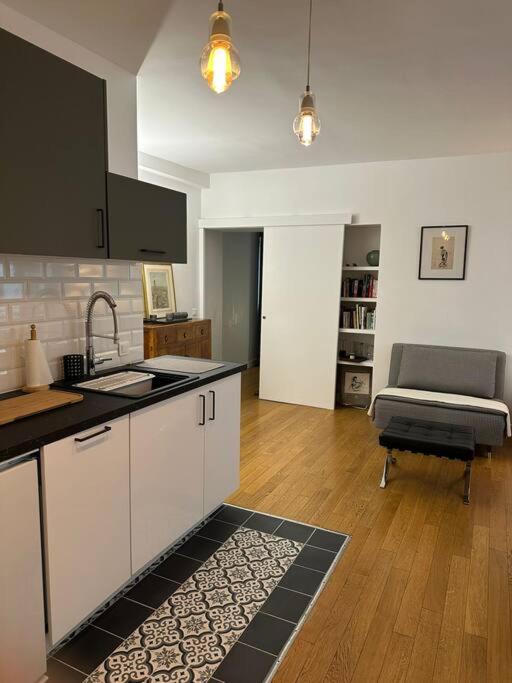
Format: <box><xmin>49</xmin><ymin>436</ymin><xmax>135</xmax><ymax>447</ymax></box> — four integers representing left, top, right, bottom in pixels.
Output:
<box><xmin>378</xmin><ymin>416</ymin><xmax>475</xmax><ymax>504</ymax></box>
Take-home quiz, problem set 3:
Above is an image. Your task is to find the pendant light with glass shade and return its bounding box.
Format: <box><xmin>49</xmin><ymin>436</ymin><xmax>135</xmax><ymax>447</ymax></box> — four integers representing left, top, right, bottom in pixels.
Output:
<box><xmin>293</xmin><ymin>0</ymin><xmax>321</xmax><ymax>146</ymax></box>
<box><xmin>200</xmin><ymin>1</ymin><xmax>240</xmax><ymax>94</ymax></box>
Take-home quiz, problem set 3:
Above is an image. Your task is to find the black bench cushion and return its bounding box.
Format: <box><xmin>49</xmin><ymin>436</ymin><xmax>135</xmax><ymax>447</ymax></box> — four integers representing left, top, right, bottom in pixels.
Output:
<box><xmin>379</xmin><ymin>416</ymin><xmax>475</xmax><ymax>461</ymax></box>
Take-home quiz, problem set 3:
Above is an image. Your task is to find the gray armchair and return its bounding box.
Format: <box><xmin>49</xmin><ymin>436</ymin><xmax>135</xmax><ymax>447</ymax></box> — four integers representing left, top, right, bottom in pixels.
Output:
<box><xmin>372</xmin><ymin>343</ymin><xmax>507</xmax><ymax>447</ymax></box>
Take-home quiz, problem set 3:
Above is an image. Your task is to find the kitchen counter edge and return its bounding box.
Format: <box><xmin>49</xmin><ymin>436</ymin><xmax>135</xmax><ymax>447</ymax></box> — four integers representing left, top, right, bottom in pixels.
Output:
<box><xmin>0</xmin><ymin>362</ymin><xmax>246</xmax><ymax>465</ymax></box>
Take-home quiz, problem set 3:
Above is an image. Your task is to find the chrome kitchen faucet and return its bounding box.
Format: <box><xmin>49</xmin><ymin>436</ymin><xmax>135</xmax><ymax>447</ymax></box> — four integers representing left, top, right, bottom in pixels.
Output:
<box><xmin>85</xmin><ymin>291</ymin><xmax>120</xmax><ymax>375</ymax></box>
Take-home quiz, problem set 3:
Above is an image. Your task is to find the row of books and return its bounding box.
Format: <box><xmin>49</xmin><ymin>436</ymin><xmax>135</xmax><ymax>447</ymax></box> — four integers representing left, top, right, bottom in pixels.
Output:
<box><xmin>341</xmin><ymin>305</ymin><xmax>376</xmax><ymax>330</ymax></box>
<box><xmin>341</xmin><ymin>275</ymin><xmax>378</xmax><ymax>298</ymax></box>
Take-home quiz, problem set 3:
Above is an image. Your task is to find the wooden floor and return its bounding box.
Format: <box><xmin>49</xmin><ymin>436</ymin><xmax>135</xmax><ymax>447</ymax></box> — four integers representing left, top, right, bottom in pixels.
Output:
<box><xmin>228</xmin><ymin>369</ymin><xmax>512</xmax><ymax>682</ymax></box>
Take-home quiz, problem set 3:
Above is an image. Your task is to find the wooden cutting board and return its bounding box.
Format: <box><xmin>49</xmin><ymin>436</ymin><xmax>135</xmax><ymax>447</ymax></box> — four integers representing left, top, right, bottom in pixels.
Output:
<box><xmin>0</xmin><ymin>390</ymin><xmax>84</xmax><ymax>426</ymax></box>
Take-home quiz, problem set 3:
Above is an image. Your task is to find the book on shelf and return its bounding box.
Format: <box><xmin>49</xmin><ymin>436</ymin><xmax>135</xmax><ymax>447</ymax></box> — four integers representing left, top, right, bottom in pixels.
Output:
<box><xmin>341</xmin><ymin>305</ymin><xmax>376</xmax><ymax>330</ymax></box>
<box><xmin>341</xmin><ymin>275</ymin><xmax>378</xmax><ymax>298</ymax></box>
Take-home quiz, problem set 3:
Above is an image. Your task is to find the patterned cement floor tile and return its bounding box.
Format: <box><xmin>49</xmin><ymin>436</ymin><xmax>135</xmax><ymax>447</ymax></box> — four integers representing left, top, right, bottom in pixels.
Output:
<box><xmin>85</xmin><ymin>527</ymin><xmax>302</xmax><ymax>683</ymax></box>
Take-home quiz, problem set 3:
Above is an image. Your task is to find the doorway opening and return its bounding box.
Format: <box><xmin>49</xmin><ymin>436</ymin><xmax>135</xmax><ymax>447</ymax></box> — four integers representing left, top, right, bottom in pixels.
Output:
<box><xmin>202</xmin><ymin>229</ymin><xmax>263</xmax><ymax>383</ymax></box>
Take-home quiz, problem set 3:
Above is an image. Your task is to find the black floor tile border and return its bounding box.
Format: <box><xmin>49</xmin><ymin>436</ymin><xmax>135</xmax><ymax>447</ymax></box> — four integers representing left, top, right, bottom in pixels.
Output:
<box><xmin>49</xmin><ymin>504</ymin><xmax>350</xmax><ymax>683</ymax></box>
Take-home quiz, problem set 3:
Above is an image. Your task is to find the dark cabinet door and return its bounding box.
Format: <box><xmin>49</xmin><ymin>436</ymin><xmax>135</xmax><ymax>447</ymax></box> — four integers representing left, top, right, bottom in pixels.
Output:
<box><xmin>0</xmin><ymin>28</ymin><xmax>108</xmax><ymax>258</ymax></box>
<box><xmin>107</xmin><ymin>173</ymin><xmax>187</xmax><ymax>264</ymax></box>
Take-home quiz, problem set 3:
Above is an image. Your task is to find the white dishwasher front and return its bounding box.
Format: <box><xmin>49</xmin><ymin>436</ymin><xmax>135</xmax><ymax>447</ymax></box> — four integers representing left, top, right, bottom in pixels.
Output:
<box><xmin>0</xmin><ymin>456</ymin><xmax>46</xmax><ymax>683</ymax></box>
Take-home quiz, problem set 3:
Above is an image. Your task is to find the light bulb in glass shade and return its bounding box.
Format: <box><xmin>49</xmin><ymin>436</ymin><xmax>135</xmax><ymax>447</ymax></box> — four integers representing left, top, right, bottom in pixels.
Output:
<box><xmin>201</xmin><ymin>4</ymin><xmax>240</xmax><ymax>94</ymax></box>
<box><xmin>293</xmin><ymin>89</ymin><xmax>320</xmax><ymax>146</ymax></box>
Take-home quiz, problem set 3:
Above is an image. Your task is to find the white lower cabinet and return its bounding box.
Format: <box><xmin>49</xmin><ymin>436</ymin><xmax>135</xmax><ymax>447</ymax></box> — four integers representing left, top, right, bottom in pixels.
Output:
<box><xmin>0</xmin><ymin>458</ymin><xmax>46</xmax><ymax>683</ymax></box>
<box><xmin>130</xmin><ymin>390</ymin><xmax>205</xmax><ymax>574</ymax></box>
<box><xmin>39</xmin><ymin>373</ymin><xmax>241</xmax><ymax>644</ymax></box>
<box><xmin>41</xmin><ymin>416</ymin><xmax>131</xmax><ymax>645</ymax></box>
<box><xmin>130</xmin><ymin>373</ymin><xmax>241</xmax><ymax>573</ymax></box>
<box><xmin>203</xmin><ymin>374</ymin><xmax>241</xmax><ymax>516</ymax></box>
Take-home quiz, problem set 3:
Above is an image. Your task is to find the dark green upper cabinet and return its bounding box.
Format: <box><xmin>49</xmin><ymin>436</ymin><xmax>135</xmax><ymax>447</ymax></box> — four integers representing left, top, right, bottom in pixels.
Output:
<box><xmin>0</xmin><ymin>28</ymin><xmax>108</xmax><ymax>258</ymax></box>
<box><xmin>107</xmin><ymin>173</ymin><xmax>187</xmax><ymax>264</ymax></box>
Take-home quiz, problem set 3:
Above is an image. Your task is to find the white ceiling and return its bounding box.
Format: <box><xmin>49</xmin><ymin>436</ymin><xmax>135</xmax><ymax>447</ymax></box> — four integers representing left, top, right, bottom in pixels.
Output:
<box><xmin>138</xmin><ymin>0</ymin><xmax>512</xmax><ymax>172</ymax></box>
<box><xmin>2</xmin><ymin>0</ymin><xmax>172</xmax><ymax>72</ymax></box>
<box><xmin>5</xmin><ymin>0</ymin><xmax>512</xmax><ymax>173</ymax></box>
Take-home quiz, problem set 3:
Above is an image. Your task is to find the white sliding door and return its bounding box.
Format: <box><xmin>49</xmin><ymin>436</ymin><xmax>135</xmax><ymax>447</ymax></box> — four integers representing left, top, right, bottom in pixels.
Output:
<box><xmin>260</xmin><ymin>224</ymin><xmax>344</xmax><ymax>409</ymax></box>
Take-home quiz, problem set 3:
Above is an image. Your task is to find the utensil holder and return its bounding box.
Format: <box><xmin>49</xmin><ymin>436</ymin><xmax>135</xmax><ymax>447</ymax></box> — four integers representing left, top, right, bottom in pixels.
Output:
<box><xmin>63</xmin><ymin>354</ymin><xmax>85</xmax><ymax>381</ymax></box>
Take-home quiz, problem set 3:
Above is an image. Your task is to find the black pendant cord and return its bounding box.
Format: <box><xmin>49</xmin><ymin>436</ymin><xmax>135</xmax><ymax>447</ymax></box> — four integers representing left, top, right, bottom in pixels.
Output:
<box><xmin>218</xmin><ymin>1</ymin><xmax>224</xmax><ymax>11</ymax></box>
<box><xmin>306</xmin><ymin>0</ymin><xmax>313</xmax><ymax>91</ymax></box>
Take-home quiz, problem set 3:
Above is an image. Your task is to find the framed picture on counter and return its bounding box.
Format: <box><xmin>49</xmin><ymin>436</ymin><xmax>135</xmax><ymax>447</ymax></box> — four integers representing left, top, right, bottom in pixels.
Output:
<box><xmin>418</xmin><ymin>225</ymin><xmax>468</xmax><ymax>280</ymax></box>
<box><xmin>142</xmin><ymin>264</ymin><xmax>177</xmax><ymax>317</ymax></box>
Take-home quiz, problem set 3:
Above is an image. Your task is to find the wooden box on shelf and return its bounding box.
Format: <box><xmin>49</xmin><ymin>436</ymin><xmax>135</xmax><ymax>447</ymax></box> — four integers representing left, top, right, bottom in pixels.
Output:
<box><xmin>144</xmin><ymin>319</ymin><xmax>212</xmax><ymax>360</ymax></box>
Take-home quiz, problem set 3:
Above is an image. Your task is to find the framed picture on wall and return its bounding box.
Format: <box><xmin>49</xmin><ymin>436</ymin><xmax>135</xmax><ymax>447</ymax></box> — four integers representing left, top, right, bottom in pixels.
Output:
<box><xmin>418</xmin><ymin>225</ymin><xmax>468</xmax><ymax>280</ymax></box>
<box><xmin>142</xmin><ymin>263</ymin><xmax>177</xmax><ymax>317</ymax></box>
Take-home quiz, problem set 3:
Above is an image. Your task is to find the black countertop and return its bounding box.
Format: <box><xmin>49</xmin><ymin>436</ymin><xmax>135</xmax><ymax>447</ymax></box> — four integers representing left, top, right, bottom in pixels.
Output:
<box><xmin>0</xmin><ymin>360</ymin><xmax>246</xmax><ymax>465</ymax></box>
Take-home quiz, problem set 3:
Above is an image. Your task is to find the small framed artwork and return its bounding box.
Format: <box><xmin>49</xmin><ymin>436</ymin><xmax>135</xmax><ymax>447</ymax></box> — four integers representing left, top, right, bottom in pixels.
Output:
<box><xmin>418</xmin><ymin>225</ymin><xmax>468</xmax><ymax>280</ymax></box>
<box><xmin>142</xmin><ymin>263</ymin><xmax>177</xmax><ymax>317</ymax></box>
<box><xmin>338</xmin><ymin>367</ymin><xmax>372</xmax><ymax>408</ymax></box>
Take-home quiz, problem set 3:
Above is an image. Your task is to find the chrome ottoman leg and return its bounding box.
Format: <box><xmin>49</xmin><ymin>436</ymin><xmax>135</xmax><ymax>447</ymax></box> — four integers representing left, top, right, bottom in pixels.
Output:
<box><xmin>463</xmin><ymin>461</ymin><xmax>472</xmax><ymax>505</ymax></box>
<box><xmin>380</xmin><ymin>449</ymin><xmax>396</xmax><ymax>488</ymax></box>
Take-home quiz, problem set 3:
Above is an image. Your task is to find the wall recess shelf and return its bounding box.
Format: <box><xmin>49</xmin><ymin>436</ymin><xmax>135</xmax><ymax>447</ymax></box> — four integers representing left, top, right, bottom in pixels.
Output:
<box><xmin>338</xmin><ymin>359</ymin><xmax>374</xmax><ymax>367</ymax></box>
<box><xmin>342</xmin><ymin>266</ymin><xmax>379</xmax><ymax>272</ymax></box>
<box><xmin>340</xmin><ymin>297</ymin><xmax>377</xmax><ymax>302</ymax></box>
<box><xmin>339</xmin><ymin>328</ymin><xmax>376</xmax><ymax>335</ymax></box>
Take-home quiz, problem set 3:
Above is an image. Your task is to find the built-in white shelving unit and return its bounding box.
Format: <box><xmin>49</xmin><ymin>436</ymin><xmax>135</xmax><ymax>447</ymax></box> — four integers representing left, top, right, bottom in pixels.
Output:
<box><xmin>342</xmin><ymin>266</ymin><xmax>379</xmax><ymax>272</ymax></box>
<box><xmin>337</xmin><ymin>224</ymin><xmax>381</xmax><ymax>407</ymax></box>
<box><xmin>339</xmin><ymin>328</ymin><xmax>376</xmax><ymax>335</ymax></box>
<box><xmin>340</xmin><ymin>297</ymin><xmax>377</xmax><ymax>303</ymax></box>
<box><xmin>338</xmin><ymin>359</ymin><xmax>374</xmax><ymax>367</ymax></box>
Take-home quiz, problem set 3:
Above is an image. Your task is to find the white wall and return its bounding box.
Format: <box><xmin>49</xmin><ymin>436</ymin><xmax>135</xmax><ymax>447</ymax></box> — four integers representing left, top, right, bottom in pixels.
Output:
<box><xmin>202</xmin><ymin>152</ymin><xmax>512</xmax><ymax>406</ymax></box>
<box><xmin>203</xmin><ymin>230</ymin><xmax>223</xmax><ymax>358</ymax></box>
<box><xmin>222</xmin><ymin>232</ymin><xmax>260</xmax><ymax>365</ymax></box>
<box><xmin>0</xmin><ymin>1</ymin><xmax>137</xmax><ymax>177</ymax></box>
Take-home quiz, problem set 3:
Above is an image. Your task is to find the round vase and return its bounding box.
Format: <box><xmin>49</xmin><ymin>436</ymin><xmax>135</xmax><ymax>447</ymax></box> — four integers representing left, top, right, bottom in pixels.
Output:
<box><xmin>366</xmin><ymin>250</ymin><xmax>380</xmax><ymax>267</ymax></box>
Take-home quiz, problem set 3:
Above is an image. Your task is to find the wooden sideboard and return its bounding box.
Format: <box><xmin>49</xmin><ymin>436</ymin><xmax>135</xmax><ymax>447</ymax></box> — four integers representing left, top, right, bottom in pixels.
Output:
<box><xmin>143</xmin><ymin>319</ymin><xmax>212</xmax><ymax>360</ymax></box>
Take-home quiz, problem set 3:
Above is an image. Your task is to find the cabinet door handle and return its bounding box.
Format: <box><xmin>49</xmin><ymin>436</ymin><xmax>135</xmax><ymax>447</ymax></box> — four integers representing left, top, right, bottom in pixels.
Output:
<box><xmin>199</xmin><ymin>394</ymin><xmax>206</xmax><ymax>426</ymax></box>
<box><xmin>96</xmin><ymin>209</ymin><xmax>105</xmax><ymax>249</ymax></box>
<box><xmin>74</xmin><ymin>425</ymin><xmax>111</xmax><ymax>443</ymax></box>
<box><xmin>209</xmin><ymin>390</ymin><xmax>216</xmax><ymax>421</ymax></box>
<box><xmin>139</xmin><ymin>248</ymin><xmax>166</xmax><ymax>255</ymax></box>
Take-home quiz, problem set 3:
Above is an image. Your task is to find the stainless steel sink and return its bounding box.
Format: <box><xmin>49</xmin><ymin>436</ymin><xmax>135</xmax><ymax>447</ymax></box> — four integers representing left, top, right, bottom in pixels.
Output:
<box><xmin>73</xmin><ymin>369</ymin><xmax>197</xmax><ymax>398</ymax></box>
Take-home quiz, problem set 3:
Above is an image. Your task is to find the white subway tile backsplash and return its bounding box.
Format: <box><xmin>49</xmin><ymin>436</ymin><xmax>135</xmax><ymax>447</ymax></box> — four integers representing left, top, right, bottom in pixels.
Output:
<box><xmin>78</xmin><ymin>263</ymin><xmax>104</xmax><ymax>278</ymax></box>
<box><xmin>119</xmin><ymin>314</ymin><xmax>143</xmax><ymax>332</ymax></box>
<box><xmin>132</xmin><ymin>329</ymin><xmax>143</xmax><ymax>346</ymax></box>
<box><xmin>46</xmin><ymin>262</ymin><xmax>77</xmax><ymax>278</ymax></box>
<box><xmin>0</xmin><ymin>367</ymin><xmax>24</xmax><ymax>393</ymax></box>
<box><xmin>0</xmin><ymin>346</ymin><xmax>23</xmax><ymax>371</ymax></box>
<box><xmin>0</xmin><ymin>325</ymin><xmax>27</xmax><ymax>347</ymax></box>
<box><xmin>113</xmin><ymin>299</ymin><xmax>132</xmax><ymax>314</ymax></box>
<box><xmin>130</xmin><ymin>263</ymin><xmax>142</xmax><ymax>280</ymax></box>
<box><xmin>28</xmin><ymin>281</ymin><xmax>62</xmax><ymax>299</ymax></box>
<box><xmin>46</xmin><ymin>339</ymin><xmax>80</xmax><ymax>362</ymax></box>
<box><xmin>37</xmin><ymin>321</ymin><xmax>64</xmax><ymax>341</ymax></box>
<box><xmin>119</xmin><ymin>280</ymin><xmax>142</xmax><ymax>297</ymax></box>
<box><xmin>64</xmin><ymin>282</ymin><xmax>92</xmax><ymax>298</ymax></box>
<box><xmin>9</xmin><ymin>259</ymin><xmax>44</xmax><ymax>278</ymax></box>
<box><xmin>106</xmin><ymin>263</ymin><xmax>130</xmax><ymax>279</ymax></box>
<box><xmin>128</xmin><ymin>345</ymin><xmax>144</xmax><ymax>364</ymax></box>
<box><xmin>10</xmin><ymin>302</ymin><xmax>46</xmax><ymax>322</ymax></box>
<box><xmin>0</xmin><ymin>283</ymin><xmax>25</xmax><ymax>300</ymax></box>
<box><xmin>131</xmin><ymin>298</ymin><xmax>145</xmax><ymax>313</ymax></box>
<box><xmin>45</xmin><ymin>301</ymin><xmax>79</xmax><ymax>320</ymax></box>
<box><xmin>93</xmin><ymin>281</ymin><xmax>119</xmax><ymax>296</ymax></box>
<box><xmin>0</xmin><ymin>257</ymin><xmax>144</xmax><ymax>392</ymax></box>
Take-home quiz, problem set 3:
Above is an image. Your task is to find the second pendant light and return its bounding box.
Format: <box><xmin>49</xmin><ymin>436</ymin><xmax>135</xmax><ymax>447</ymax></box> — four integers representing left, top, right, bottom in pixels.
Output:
<box><xmin>293</xmin><ymin>0</ymin><xmax>321</xmax><ymax>146</ymax></box>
